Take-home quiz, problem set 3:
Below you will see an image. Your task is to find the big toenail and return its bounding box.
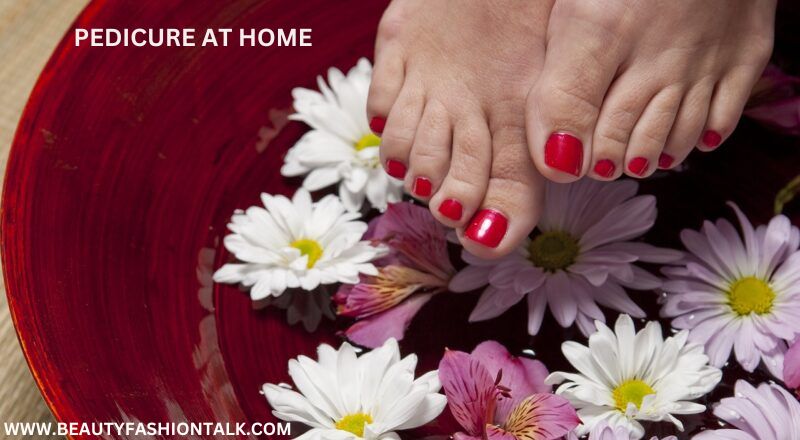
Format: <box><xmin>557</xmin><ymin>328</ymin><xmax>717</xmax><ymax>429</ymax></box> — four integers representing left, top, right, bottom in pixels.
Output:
<box><xmin>385</xmin><ymin>159</ymin><xmax>407</xmax><ymax>179</ymax></box>
<box><xmin>438</xmin><ymin>199</ymin><xmax>463</xmax><ymax>221</ymax></box>
<box><xmin>370</xmin><ymin>117</ymin><xmax>386</xmax><ymax>135</ymax></box>
<box><xmin>628</xmin><ymin>157</ymin><xmax>649</xmax><ymax>176</ymax></box>
<box><xmin>702</xmin><ymin>130</ymin><xmax>722</xmax><ymax>149</ymax></box>
<box><xmin>544</xmin><ymin>132</ymin><xmax>583</xmax><ymax>176</ymax></box>
<box><xmin>465</xmin><ymin>209</ymin><xmax>508</xmax><ymax>248</ymax></box>
<box><xmin>413</xmin><ymin>177</ymin><xmax>432</xmax><ymax>197</ymax></box>
<box><xmin>658</xmin><ymin>153</ymin><xmax>674</xmax><ymax>169</ymax></box>
<box><xmin>593</xmin><ymin>159</ymin><xmax>615</xmax><ymax>178</ymax></box>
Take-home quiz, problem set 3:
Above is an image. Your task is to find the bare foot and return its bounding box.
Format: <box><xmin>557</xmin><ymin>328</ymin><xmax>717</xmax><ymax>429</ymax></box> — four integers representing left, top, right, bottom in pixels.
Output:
<box><xmin>527</xmin><ymin>0</ymin><xmax>776</xmax><ymax>181</ymax></box>
<box><xmin>368</xmin><ymin>0</ymin><xmax>553</xmax><ymax>259</ymax></box>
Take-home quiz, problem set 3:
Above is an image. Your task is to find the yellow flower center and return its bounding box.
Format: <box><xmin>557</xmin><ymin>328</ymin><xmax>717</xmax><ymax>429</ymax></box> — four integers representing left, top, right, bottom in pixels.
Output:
<box><xmin>355</xmin><ymin>133</ymin><xmax>381</xmax><ymax>151</ymax></box>
<box><xmin>727</xmin><ymin>276</ymin><xmax>775</xmax><ymax>316</ymax></box>
<box><xmin>290</xmin><ymin>238</ymin><xmax>323</xmax><ymax>268</ymax></box>
<box><xmin>528</xmin><ymin>231</ymin><xmax>580</xmax><ymax>271</ymax></box>
<box><xmin>613</xmin><ymin>379</ymin><xmax>655</xmax><ymax>411</ymax></box>
<box><xmin>335</xmin><ymin>413</ymin><xmax>373</xmax><ymax>437</ymax></box>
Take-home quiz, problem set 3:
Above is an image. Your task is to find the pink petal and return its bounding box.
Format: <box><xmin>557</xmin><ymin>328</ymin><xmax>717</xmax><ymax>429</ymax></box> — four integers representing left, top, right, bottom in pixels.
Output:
<box><xmin>491</xmin><ymin>393</ymin><xmax>579</xmax><ymax>440</ymax></box>
<box><xmin>784</xmin><ymin>339</ymin><xmax>800</xmax><ymax>389</ymax></box>
<box><xmin>470</xmin><ymin>286</ymin><xmax>525</xmax><ymax>322</ymax></box>
<box><xmin>471</xmin><ymin>341</ymin><xmax>551</xmax><ymax>422</ymax></box>
<box><xmin>343</xmin><ymin>293</ymin><xmax>433</xmax><ymax>348</ymax></box>
<box><xmin>438</xmin><ymin>349</ymin><xmax>496</xmax><ymax>436</ymax></box>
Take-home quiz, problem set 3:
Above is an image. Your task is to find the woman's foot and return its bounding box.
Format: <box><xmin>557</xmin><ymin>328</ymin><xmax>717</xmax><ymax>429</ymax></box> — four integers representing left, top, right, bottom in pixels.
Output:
<box><xmin>368</xmin><ymin>0</ymin><xmax>553</xmax><ymax>258</ymax></box>
<box><xmin>527</xmin><ymin>0</ymin><xmax>776</xmax><ymax>182</ymax></box>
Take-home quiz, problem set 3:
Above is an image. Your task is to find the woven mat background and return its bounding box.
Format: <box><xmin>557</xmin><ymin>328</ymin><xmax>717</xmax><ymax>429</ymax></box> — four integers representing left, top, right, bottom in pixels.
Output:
<box><xmin>0</xmin><ymin>1</ymin><xmax>88</xmax><ymax>438</ymax></box>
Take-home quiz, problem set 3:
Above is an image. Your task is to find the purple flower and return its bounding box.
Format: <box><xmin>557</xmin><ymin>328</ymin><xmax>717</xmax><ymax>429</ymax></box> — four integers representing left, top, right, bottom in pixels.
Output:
<box><xmin>335</xmin><ymin>202</ymin><xmax>455</xmax><ymax>348</ymax></box>
<box><xmin>745</xmin><ymin>64</ymin><xmax>800</xmax><ymax>136</ymax></box>
<box><xmin>784</xmin><ymin>339</ymin><xmax>800</xmax><ymax>392</ymax></box>
<box><xmin>438</xmin><ymin>341</ymin><xmax>579</xmax><ymax>440</ymax></box>
<box><xmin>693</xmin><ymin>380</ymin><xmax>800</xmax><ymax>440</ymax></box>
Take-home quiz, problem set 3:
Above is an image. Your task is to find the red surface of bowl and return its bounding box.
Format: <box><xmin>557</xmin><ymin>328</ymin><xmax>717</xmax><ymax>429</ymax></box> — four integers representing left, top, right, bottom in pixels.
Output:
<box><xmin>3</xmin><ymin>1</ymin><xmax>800</xmax><ymax>439</ymax></box>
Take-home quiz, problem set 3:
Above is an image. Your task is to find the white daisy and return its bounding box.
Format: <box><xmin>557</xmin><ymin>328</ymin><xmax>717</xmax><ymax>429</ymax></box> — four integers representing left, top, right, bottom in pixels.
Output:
<box><xmin>263</xmin><ymin>338</ymin><xmax>446</xmax><ymax>440</ymax></box>
<box><xmin>567</xmin><ymin>421</ymin><xmax>677</xmax><ymax>440</ymax></box>
<box><xmin>693</xmin><ymin>380</ymin><xmax>800</xmax><ymax>440</ymax></box>
<box><xmin>546</xmin><ymin>314</ymin><xmax>721</xmax><ymax>439</ymax></box>
<box><xmin>281</xmin><ymin>58</ymin><xmax>403</xmax><ymax>212</ymax></box>
<box><xmin>213</xmin><ymin>189</ymin><xmax>386</xmax><ymax>299</ymax></box>
<box><xmin>660</xmin><ymin>203</ymin><xmax>800</xmax><ymax>378</ymax></box>
<box><xmin>449</xmin><ymin>179</ymin><xmax>682</xmax><ymax>335</ymax></box>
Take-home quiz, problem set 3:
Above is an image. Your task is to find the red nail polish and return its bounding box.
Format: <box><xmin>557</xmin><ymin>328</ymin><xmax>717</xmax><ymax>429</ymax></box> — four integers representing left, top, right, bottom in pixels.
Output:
<box><xmin>385</xmin><ymin>159</ymin><xmax>406</xmax><ymax>179</ymax></box>
<box><xmin>465</xmin><ymin>209</ymin><xmax>508</xmax><ymax>248</ymax></box>
<box><xmin>438</xmin><ymin>199</ymin><xmax>463</xmax><ymax>221</ymax></box>
<box><xmin>370</xmin><ymin>117</ymin><xmax>386</xmax><ymax>134</ymax></box>
<box><xmin>658</xmin><ymin>153</ymin><xmax>674</xmax><ymax>169</ymax></box>
<box><xmin>413</xmin><ymin>177</ymin><xmax>432</xmax><ymax>197</ymax></box>
<box><xmin>593</xmin><ymin>159</ymin><xmax>615</xmax><ymax>178</ymax></box>
<box><xmin>627</xmin><ymin>157</ymin><xmax>649</xmax><ymax>176</ymax></box>
<box><xmin>702</xmin><ymin>130</ymin><xmax>722</xmax><ymax>149</ymax></box>
<box><xmin>544</xmin><ymin>132</ymin><xmax>583</xmax><ymax>176</ymax></box>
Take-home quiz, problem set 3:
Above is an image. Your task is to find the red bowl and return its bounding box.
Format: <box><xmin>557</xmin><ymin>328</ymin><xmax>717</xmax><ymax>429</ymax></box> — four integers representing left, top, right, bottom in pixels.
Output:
<box><xmin>3</xmin><ymin>1</ymin><xmax>800</xmax><ymax>439</ymax></box>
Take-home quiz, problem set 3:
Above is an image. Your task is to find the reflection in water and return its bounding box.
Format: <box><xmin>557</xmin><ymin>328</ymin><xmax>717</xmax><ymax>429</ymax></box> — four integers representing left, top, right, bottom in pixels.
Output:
<box><xmin>252</xmin><ymin>287</ymin><xmax>335</xmax><ymax>333</ymax></box>
<box><xmin>254</xmin><ymin>108</ymin><xmax>291</xmax><ymax>153</ymax></box>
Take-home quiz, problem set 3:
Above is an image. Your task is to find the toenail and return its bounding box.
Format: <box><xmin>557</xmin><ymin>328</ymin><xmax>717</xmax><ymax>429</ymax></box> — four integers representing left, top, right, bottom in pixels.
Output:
<box><xmin>544</xmin><ymin>132</ymin><xmax>583</xmax><ymax>176</ymax></box>
<box><xmin>593</xmin><ymin>159</ymin><xmax>615</xmax><ymax>178</ymax></box>
<box><xmin>438</xmin><ymin>198</ymin><xmax>463</xmax><ymax>221</ymax></box>
<box><xmin>385</xmin><ymin>159</ymin><xmax>407</xmax><ymax>179</ymax></box>
<box><xmin>413</xmin><ymin>177</ymin><xmax>432</xmax><ymax>197</ymax></box>
<box><xmin>658</xmin><ymin>153</ymin><xmax>674</xmax><ymax>169</ymax></box>
<box><xmin>702</xmin><ymin>130</ymin><xmax>722</xmax><ymax>149</ymax></box>
<box><xmin>627</xmin><ymin>157</ymin><xmax>649</xmax><ymax>176</ymax></box>
<box><xmin>465</xmin><ymin>209</ymin><xmax>508</xmax><ymax>248</ymax></box>
<box><xmin>370</xmin><ymin>117</ymin><xmax>386</xmax><ymax>135</ymax></box>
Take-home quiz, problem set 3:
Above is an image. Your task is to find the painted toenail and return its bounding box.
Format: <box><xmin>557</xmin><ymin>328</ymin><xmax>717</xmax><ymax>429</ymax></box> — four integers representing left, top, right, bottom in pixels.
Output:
<box><xmin>628</xmin><ymin>157</ymin><xmax>649</xmax><ymax>176</ymax></box>
<box><xmin>593</xmin><ymin>159</ymin><xmax>615</xmax><ymax>178</ymax></box>
<box><xmin>438</xmin><ymin>199</ymin><xmax>463</xmax><ymax>221</ymax></box>
<box><xmin>465</xmin><ymin>209</ymin><xmax>508</xmax><ymax>248</ymax></box>
<box><xmin>702</xmin><ymin>130</ymin><xmax>722</xmax><ymax>149</ymax></box>
<box><xmin>385</xmin><ymin>159</ymin><xmax>407</xmax><ymax>179</ymax></box>
<box><xmin>370</xmin><ymin>117</ymin><xmax>386</xmax><ymax>135</ymax></box>
<box><xmin>544</xmin><ymin>132</ymin><xmax>583</xmax><ymax>176</ymax></box>
<box><xmin>413</xmin><ymin>177</ymin><xmax>432</xmax><ymax>197</ymax></box>
<box><xmin>658</xmin><ymin>153</ymin><xmax>674</xmax><ymax>169</ymax></box>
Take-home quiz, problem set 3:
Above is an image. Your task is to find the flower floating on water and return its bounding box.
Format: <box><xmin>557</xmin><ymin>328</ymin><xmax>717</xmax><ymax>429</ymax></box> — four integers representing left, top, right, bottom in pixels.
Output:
<box><xmin>263</xmin><ymin>338</ymin><xmax>446</xmax><ymax>440</ymax></box>
<box><xmin>693</xmin><ymin>380</ymin><xmax>800</xmax><ymax>440</ymax></box>
<box><xmin>660</xmin><ymin>203</ymin><xmax>800</xmax><ymax>378</ymax></box>
<box><xmin>282</xmin><ymin>58</ymin><xmax>403</xmax><ymax>212</ymax></box>
<box><xmin>213</xmin><ymin>189</ymin><xmax>386</xmax><ymax>299</ymax></box>
<box><xmin>784</xmin><ymin>339</ymin><xmax>800</xmax><ymax>393</ymax></box>
<box><xmin>336</xmin><ymin>202</ymin><xmax>455</xmax><ymax>348</ymax></box>
<box><xmin>546</xmin><ymin>314</ymin><xmax>721</xmax><ymax>439</ymax></box>
<box><xmin>438</xmin><ymin>341</ymin><xmax>579</xmax><ymax>440</ymax></box>
<box><xmin>450</xmin><ymin>179</ymin><xmax>682</xmax><ymax>335</ymax></box>
<box><xmin>567</xmin><ymin>421</ymin><xmax>677</xmax><ymax>440</ymax></box>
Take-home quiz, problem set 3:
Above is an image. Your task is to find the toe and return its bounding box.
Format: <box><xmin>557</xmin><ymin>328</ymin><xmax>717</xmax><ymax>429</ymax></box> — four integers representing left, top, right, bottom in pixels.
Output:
<box><xmin>367</xmin><ymin>42</ymin><xmax>405</xmax><ymax>134</ymax></box>
<box><xmin>429</xmin><ymin>111</ymin><xmax>492</xmax><ymax>228</ymax></box>
<box><xmin>623</xmin><ymin>85</ymin><xmax>684</xmax><ymax>178</ymax></box>
<box><xmin>660</xmin><ymin>81</ymin><xmax>713</xmax><ymax>168</ymax></box>
<box><xmin>526</xmin><ymin>5</ymin><xmax>625</xmax><ymax>182</ymax></box>
<box><xmin>589</xmin><ymin>76</ymin><xmax>655</xmax><ymax>180</ymax></box>
<box><xmin>406</xmin><ymin>99</ymin><xmax>452</xmax><ymax>199</ymax></box>
<box><xmin>458</xmin><ymin>124</ymin><xmax>544</xmax><ymax>258</ymax></box>
<box><xmin>700</xmin><ymin>66</ymin><xmax>768</xmax><ymax>151</ymax></box>
<box><xmin>379</xmin><ymin>83</ymin><xmax>425</xmax><ymax>180</ymax></box>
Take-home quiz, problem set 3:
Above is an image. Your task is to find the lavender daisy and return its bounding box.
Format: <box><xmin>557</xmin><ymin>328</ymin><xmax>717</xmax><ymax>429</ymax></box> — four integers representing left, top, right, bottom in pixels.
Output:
<box><xmin>660</xmin><ymin>203</ymin><xmax>800</xmax><ymax>378</ymax></box>
<box><xmin>450</xmin><ymin>179</ymin><xmax>682</xmax><ymax>335</ymax></box>
<box><xmin>693</xmin><ymin>380</ymin><xmax>800</xmax><ymax>440</ymax></box>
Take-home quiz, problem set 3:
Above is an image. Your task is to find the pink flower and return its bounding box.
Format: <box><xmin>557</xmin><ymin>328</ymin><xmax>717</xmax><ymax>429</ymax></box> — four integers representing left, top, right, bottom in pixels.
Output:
<box><xmin>745</xmin><ymin>64</ymin><xmax>800</xmax><ymax>135</ymax></box>
<box><xmin>335</xmin><ymin>202</ymin><xmax>455</xmax><ymax>348</ymax></box>
<box><xmin>438</xmin><ymin>341</ymin><xmax>579</xmax><ymax>440</ymax></box>
<box><xmin>784</xmin><ymin>339</ymin><xmax>800</xmax><ymax>392</ymax></box>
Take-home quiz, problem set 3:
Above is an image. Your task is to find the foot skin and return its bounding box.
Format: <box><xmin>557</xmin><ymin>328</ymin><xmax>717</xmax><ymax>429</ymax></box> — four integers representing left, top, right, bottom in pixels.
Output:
<box><xmin>368</xmin><ymin>0</ymin><xmax>553</xmax><ymax>258</ymax></box>
<box><xmin>527</xmin><ymin>0</ymin><xmax>776</xmax><ymax>182</ymax></box>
